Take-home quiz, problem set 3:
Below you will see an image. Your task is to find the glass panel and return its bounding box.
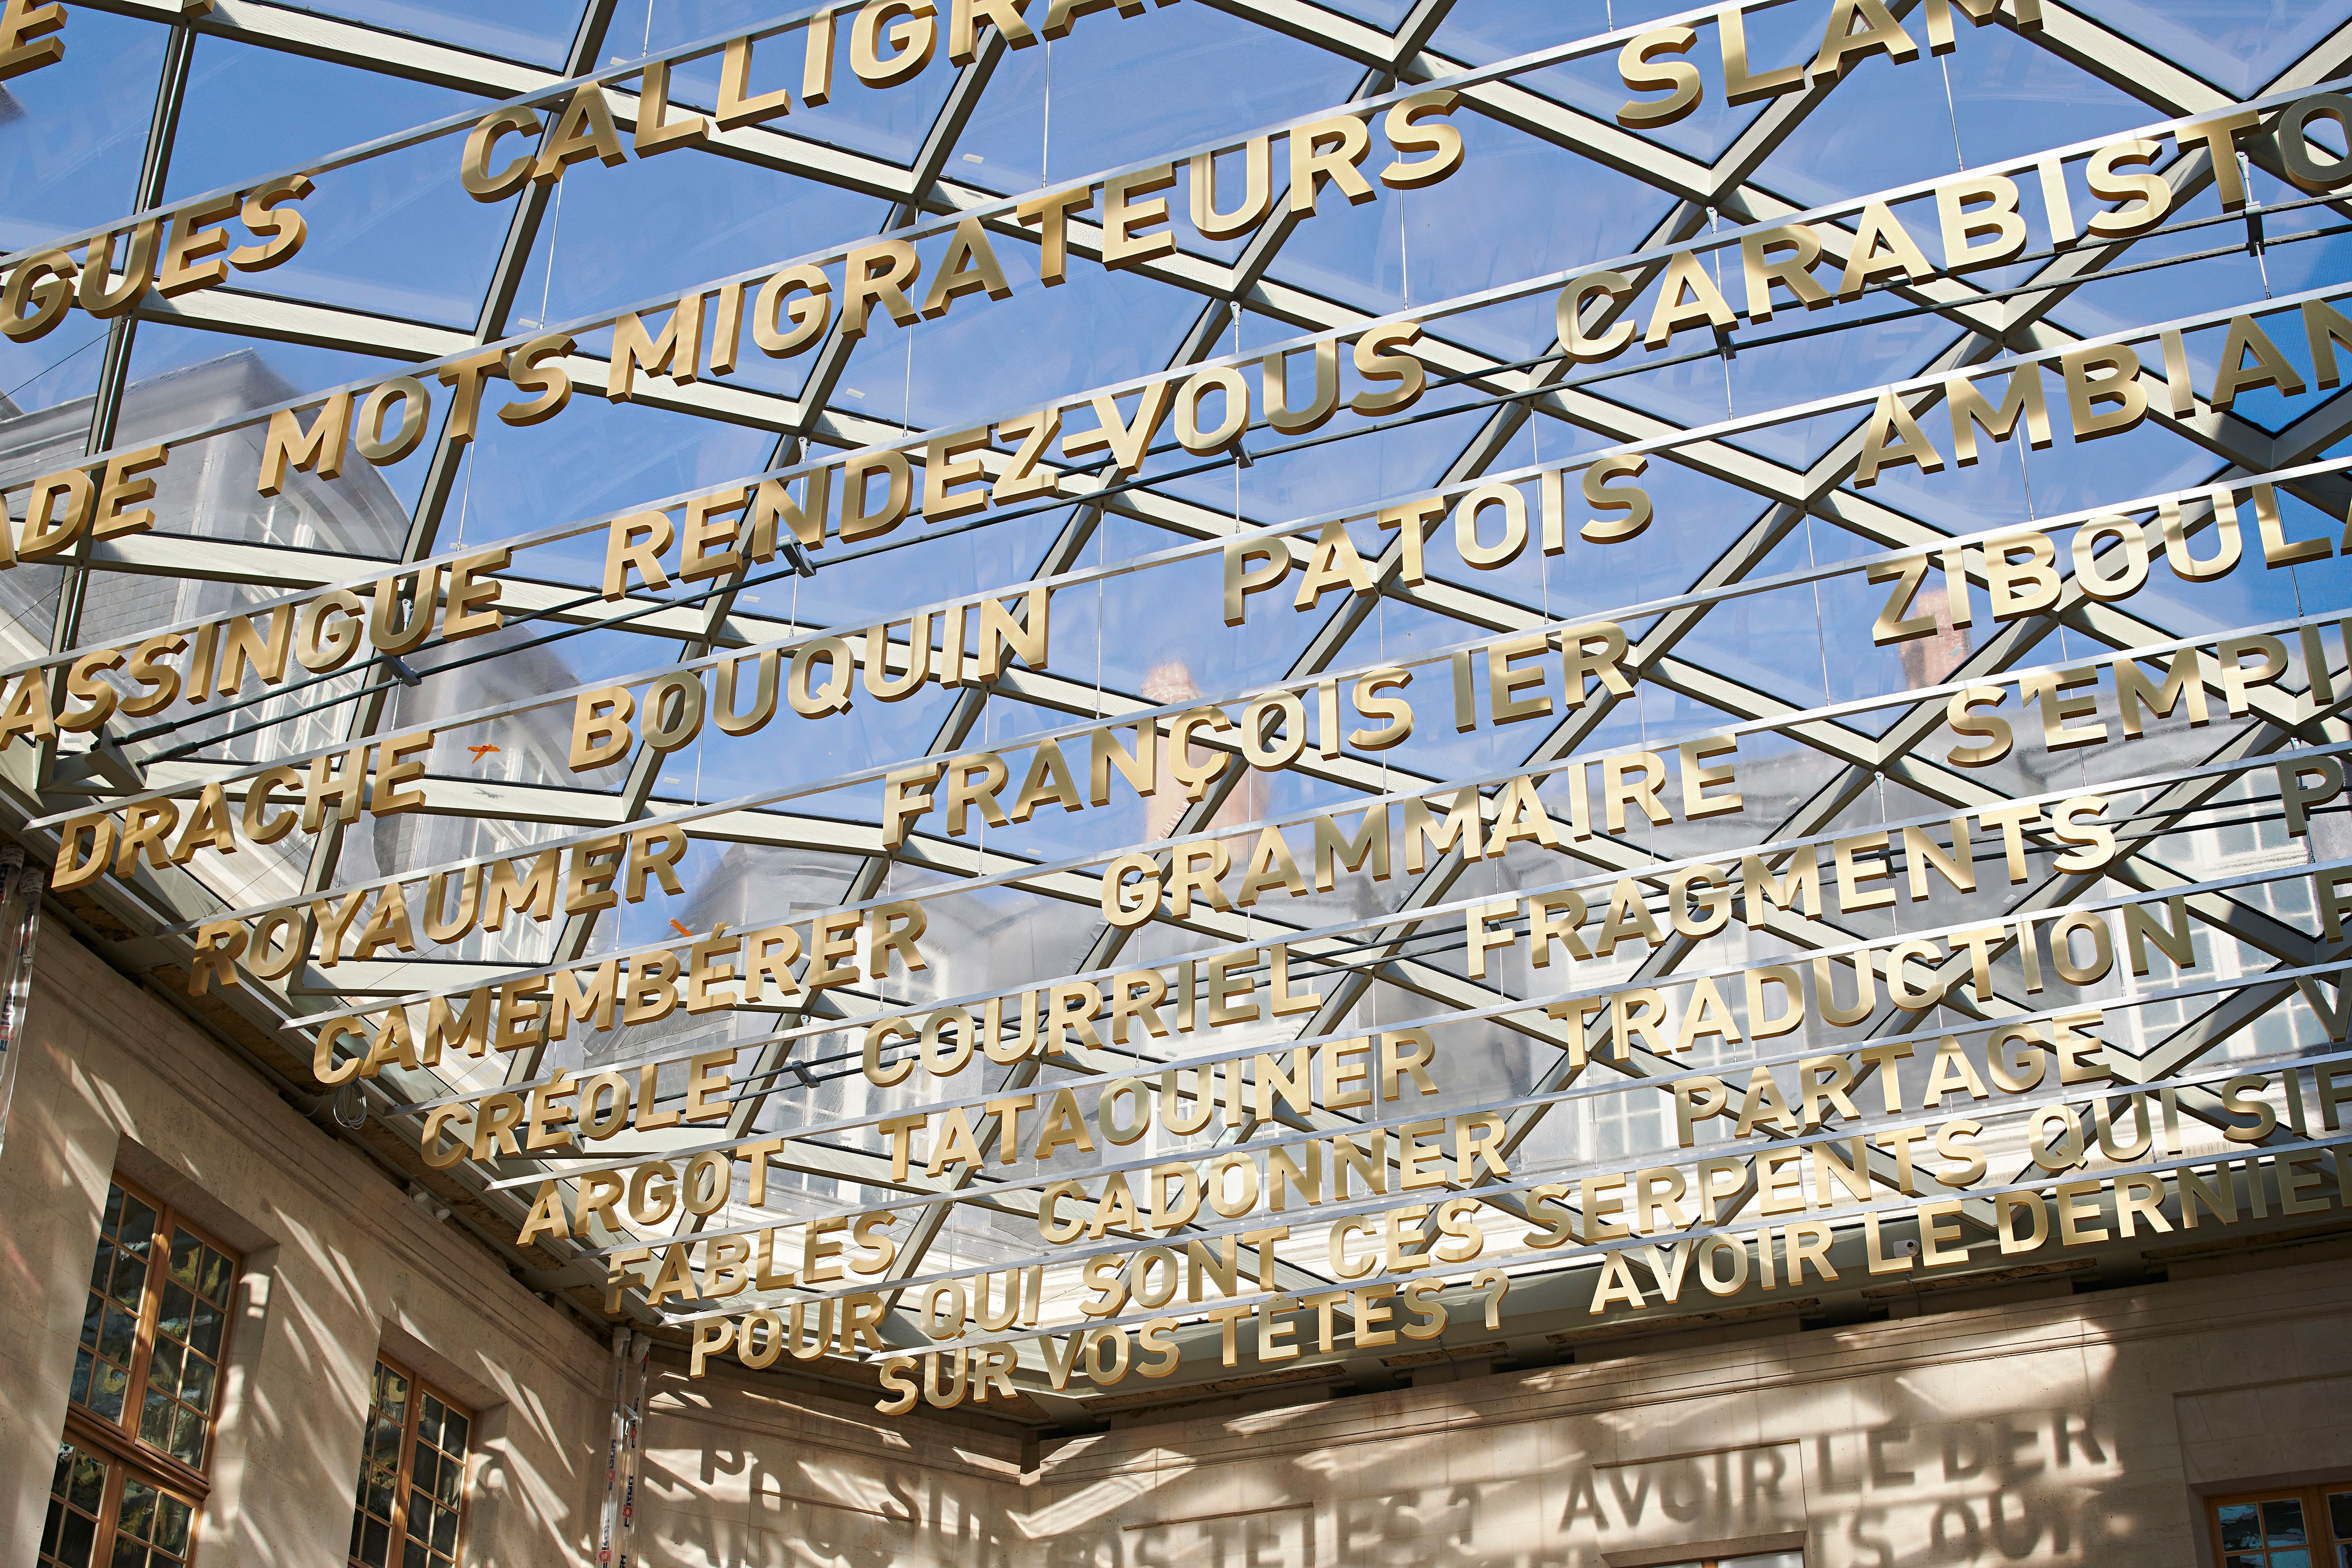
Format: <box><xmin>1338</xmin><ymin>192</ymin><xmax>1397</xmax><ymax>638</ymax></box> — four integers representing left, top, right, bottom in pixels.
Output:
<box><xmin>188</xmin><ymin>1302</ymin><xmax>225</xmax><ymax>1361</ymax></box>
<box><xmin>77</xmin><ymin>1185</ymin><xmax>160</xmax><ymax>1434</ymax></box>
<box><xmin>2223</xmin><ymin>1505</ymin><xmax>2265</xmax><ymax>1552</ymax></box>
<box><xmin>350</xmin><ymin>1359</ymin><xmax>415</xmax><ymax>1564</ymax></box>
<box><xmin>140</xmin><ymin>1224</ymin><xmax>233</xmax><ymax>1468</ymax></box>
<box><xmin>114</xmin><ymin>1481</ymin><xmax>154</xmax><ymax>1545</ymax></box>
<box><xmin>138</xmin><ymin>1389</ymin><xmax>174</xmax><ymax>1450</ymax></box>
<box><xmin>2328</xmin><ymin>1492</ymin><xmax>2352</xmax><ymax>1544</ymax></box>
<box><xmin>40</xmin><ymin>1443</ymin><xmax>109</xmax><ymax>1568</ymax></box>
<box><xmin>168</xmin><ymin>1402</ymin><xmax>204</xmax><ymax>1467</ymax></box>
<box><xmin>87</xmin><ymin>1359</ymin><xmax>130</xmax><ymax>1424</ymax></box>
<box><xmin>179</xmin><ymin>1354</ymin><xmax>216</xmax><ymax>1413</ymax></box>
<box><xmin>95</xmin><ymin>1305</ymin><xmax>138</xmax><ymax>1365</ymax></box>
<box><xmin>166</xmin><ymin>1231</ymin><xmax>202</xmax><ymax>1291</ymax></box>
<box><xmin>2270</xmin><ymin>1500</ymin><xmax>2312</xmax><ymax>1546</ymax></box>
<box><xmin>154</xmin><ymin>1494</ymin><xmax>193</xmax><ymax>1560</ymax></box>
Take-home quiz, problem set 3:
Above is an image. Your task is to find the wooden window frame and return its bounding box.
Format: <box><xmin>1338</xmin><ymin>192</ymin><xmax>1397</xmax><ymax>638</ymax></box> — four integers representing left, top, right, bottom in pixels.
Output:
<box><xmin>41</xmin><ymin>1440</ymin><xmax>204</xmax><ymax>1568</ymax></box>
<box><xmin>346</xmin><ymin>1354</ymin><xmax>474</xmax><ymax>1568</ymax></box>
<box><xmin>54</xmin><ymin>1173</ymin><xmax>239</xmax><ymax>1568</ymax></box>
<box><xmin>2209</xmin><ymin>1481</ymin><xmax>2352</xmax><ymax>1566</ymax></box>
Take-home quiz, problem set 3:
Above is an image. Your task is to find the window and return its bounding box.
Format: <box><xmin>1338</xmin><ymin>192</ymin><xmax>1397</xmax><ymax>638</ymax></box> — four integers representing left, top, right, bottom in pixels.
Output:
<box><xmin>40</xmin><ymin>1443</ymin><xmax>197</xmax><ymax>1568</ymax></box>
<box><xmin>2212</xmin><ymin>1485</ymin><xmax>2352</xmax><ymax>1567</ymax></box>
<box><xmin>347</xmin><ymin>1357</ymin><xmax>472</xmax><ymax>1568</ymax></box>
<box><xmin>52</xmin><ymin>1178</ymin><xmax>236</xmax><ymax>1567</ymax></box>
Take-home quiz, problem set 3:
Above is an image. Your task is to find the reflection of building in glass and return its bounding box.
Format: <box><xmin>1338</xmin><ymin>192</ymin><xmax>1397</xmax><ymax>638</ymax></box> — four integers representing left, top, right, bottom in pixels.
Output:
<box><xmin>0</xmin><ymin>350</ymin><xmax>416</xmax><ymax>916</ymax></box>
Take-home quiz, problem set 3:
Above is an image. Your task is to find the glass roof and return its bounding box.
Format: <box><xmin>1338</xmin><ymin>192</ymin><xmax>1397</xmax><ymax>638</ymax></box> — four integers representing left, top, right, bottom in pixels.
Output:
<box><xmin>4</xmin><ymin>0</ymin><xmax>2350</xmax><ymax>1420</ymax></box>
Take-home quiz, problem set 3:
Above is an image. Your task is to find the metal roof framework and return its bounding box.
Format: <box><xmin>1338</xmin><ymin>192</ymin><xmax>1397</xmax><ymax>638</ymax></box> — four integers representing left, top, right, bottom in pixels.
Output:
<box><xmin>8</xmin><ymin>0</ymin><xmax>2352</xmax><ymax>1419</ymax></box>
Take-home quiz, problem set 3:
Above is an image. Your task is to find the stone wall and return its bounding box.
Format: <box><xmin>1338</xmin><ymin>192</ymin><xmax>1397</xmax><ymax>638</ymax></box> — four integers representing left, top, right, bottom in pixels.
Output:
<box><xmin>0</xmin><ymin>933</ymin><xmax>609</xmax><ymax>1568</ymax></box>
<box><xmin>639</xmin><ymin>1252</ymin><xmax>2352</xmax><ymax>1567</ymax></box>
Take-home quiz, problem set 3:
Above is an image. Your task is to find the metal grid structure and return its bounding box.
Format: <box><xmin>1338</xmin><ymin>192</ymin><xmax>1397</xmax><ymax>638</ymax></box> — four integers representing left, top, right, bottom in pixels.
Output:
<box><xmin>4</xmin><ymin>0</ymin><xmax>2352</xmax><ymax>1425</ymax></box>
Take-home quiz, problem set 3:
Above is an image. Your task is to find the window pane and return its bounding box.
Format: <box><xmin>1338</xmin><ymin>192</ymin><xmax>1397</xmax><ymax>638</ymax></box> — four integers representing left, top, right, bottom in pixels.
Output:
<box><xmin>96</xmin><ymin>1305</ymin><xmax>138</xmax><ymax>1365</ymax></box>
<box><xmin>351</xmin><ymin>1359</ymin><xmax>416</xmax><ymax>1564</ymax></box>
<box><xmin>187</xmin><ymin>1301</ymin><xmax>224</xmax><ymax>1361</ymax></box>
<box><xmin>2223</xmin><ymin>1505</ymin><xmax>2265</xmax><ymax>1551</ymax></box>
<box><xmin>114</xmin><ymin>1483</ymin><xmax>155</xmax><ymax>1544</ymax></box>
<box><xmin>2270</xmin><ymin>1500</ymin><xmax>2311</xmax><ymax>1546</ymax></box>
<box><xmin>167</xmin><ymin>1231</ymin><xmax>202</xmax><ymax>1291</ymax></box>
<box><xmin>41</xmin><ymin>1443</ymin><xmax>109</xmax><ymax>1568</ymax></box>
<box><xmin>168</xmin><ymin>1402</ymin><xmax>204</xmax><ymax>1467</ymax></box>
<box><xmin>156</xmin><ymin>1284</ymin><xmax>193</xmax><ymax>1345</ymax></box>
<box><xmin>180</xmin><ymin>1355</ymin><xmax>216</xmax><ymax>1414</ymax></box>
<box><xmin>154</xmin><ymin>1494</ymin><xmax>193</xmax><ymax>1561</ymax></box>
<box><xmin>195</xmin><ymin>1249</ymin><xmax>230</xmax><ymax>1307</ymax></box>
<box><xmin>138</xmin><ymin>1389</ymin><xmax>174</xmax><ymax>1450</ymax></box>
<box><xmin>2329</xmin><ymin>1494</ymin><xmax>2352</xmax><ymax>1547</ymax></box>
<box><xmin>86</xmin><ymin>1359</ymin><xmax>129</xmax><ymax>1423</ymax></box>
<box><xmin>77</xmin><ymin>1183</ymin><xmax>169</xmax><ymax>1437</ymax></box>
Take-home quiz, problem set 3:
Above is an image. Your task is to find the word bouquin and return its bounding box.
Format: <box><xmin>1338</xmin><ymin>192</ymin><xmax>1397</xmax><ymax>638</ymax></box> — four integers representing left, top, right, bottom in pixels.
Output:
<box><xmin>565</xmin><ymin>586</ymin><xmax>1048</xmax><ymax>770</ymax></box>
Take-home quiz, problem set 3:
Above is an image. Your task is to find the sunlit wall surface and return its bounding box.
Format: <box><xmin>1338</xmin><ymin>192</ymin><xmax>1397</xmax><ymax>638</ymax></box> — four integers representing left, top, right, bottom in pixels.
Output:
<box><xmin>5</xmin><ymin>0</ymin><xmax>2351</xmax><ymax>1423</ymax></box>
